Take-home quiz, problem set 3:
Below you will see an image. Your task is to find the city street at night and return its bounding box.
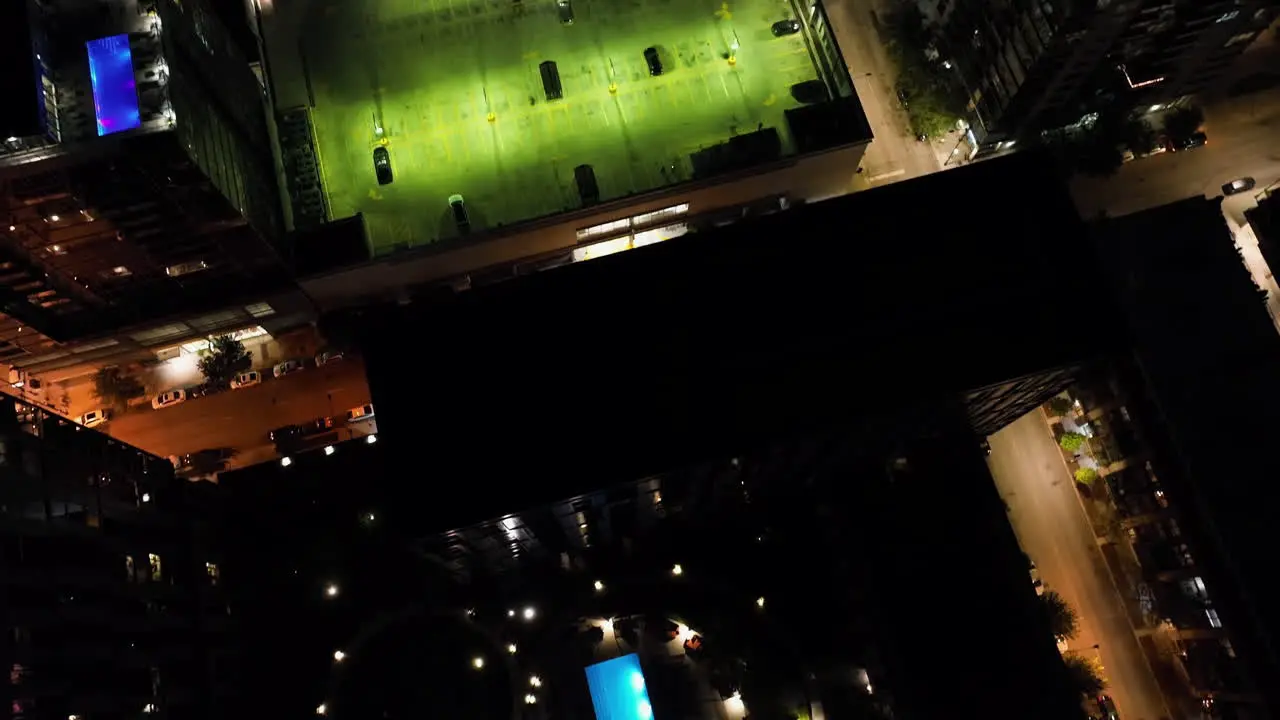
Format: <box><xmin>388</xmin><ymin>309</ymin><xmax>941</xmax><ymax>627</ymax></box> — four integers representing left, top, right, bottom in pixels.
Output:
<box><xmin>824</xmin><ymin>0</ymin><xmax>945</xmax><ymax>188</ymax></box>
<box><xmin>1070</xmin><ymin>87</ymin><xmax>1280</xmax><ymax>224</ymax></box>
<box><xmin>987</xmin><ymin>411</ymin><xmax>1173</xmax><ymax>720</ymax></box>
<box><xmin>100</xmin><ymin>359</ymin><xmax>372</xmax><ymax>466</ymax></box>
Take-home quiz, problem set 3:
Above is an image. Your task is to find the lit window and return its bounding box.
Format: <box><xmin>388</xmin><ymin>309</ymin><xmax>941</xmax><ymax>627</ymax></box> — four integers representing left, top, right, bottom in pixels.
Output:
<box><xmin>244</xmin><ymin>302</ymin><xmax>275</xmax><ymax>318</ymax></box>
<box><xmin>205</xmin><ymin>562</ymin><xmax>219</xmax><ymax>585</ymax></box>
<box><xmin>148</xmin><ymin>553</ymin><xmax>162</xmax><ymax>582</ymax></box>
<box><xmin>575</xmin><ymin>218</ymin><xmax>631</xmax><ymax>241</ymax></box>
<box><xmin>631</xmin><ymin>203</ymin><xmax>689</xmax><ymax>227</ymax></box>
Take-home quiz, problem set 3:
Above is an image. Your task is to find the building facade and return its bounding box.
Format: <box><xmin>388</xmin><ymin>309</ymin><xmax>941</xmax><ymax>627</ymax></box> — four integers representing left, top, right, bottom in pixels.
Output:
<box><xmin>0</xmin><ymin>393</ymin><xmax>233</xmax><ymax>719</ymax></box>
<box><xmin>923</xmin><ymin>0</ymin><xmax>1280</xmax><ymax>153</ymax></box>
<box><xmin>0</xmin><ymin>0</ymin><xmax>311</xmax><ymax>379</ymax></box>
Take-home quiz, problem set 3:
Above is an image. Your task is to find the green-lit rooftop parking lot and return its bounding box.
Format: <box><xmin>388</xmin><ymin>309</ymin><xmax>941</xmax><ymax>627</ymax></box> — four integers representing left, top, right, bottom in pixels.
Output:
<box><xmin>296</xmin><ymin>0</ymin><xmax>826</xmax><ymax>255</ymax></box>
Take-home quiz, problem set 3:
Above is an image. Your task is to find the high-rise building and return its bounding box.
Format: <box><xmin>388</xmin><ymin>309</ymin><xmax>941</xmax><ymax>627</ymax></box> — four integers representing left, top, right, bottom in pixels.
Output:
<box><xmin>922</xmin><ymin>0</ymin><xmax>1280</xmax><ymax>154</ymax></box>
<box><xmin>0</xmin><ymin>0</ymin><xmax>312</xmax><ymax>377</ymax></box>
<box><xmin>0</xmin><ymin>393</ymin><xmax>233</xmax><ymax>719</ymax></box>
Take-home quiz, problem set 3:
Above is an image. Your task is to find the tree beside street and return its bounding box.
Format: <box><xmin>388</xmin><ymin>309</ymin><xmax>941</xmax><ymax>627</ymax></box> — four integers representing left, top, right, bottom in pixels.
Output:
<box><xmin>1162</xmin><ymin>105</ymin><xmax>1205</xmax><ymax>147</ymax></box>
<box><xmin>198</xmin><ymin>335</ymin><xmax>252</xmax><ymax>390</ymax></box>
<box><xmin>1063</xmin><ymin>654</ymin><xmax>1107</xmax><ymax>697</ymax></box>
<box><xmin>1059</xmin><ymin>432</ymin><xmax>1086</xmax><ymax>452</ymax></box>
<box><xmin>884</xmin><ymin>6</ymin><xmax>967</xmax><ymax>139</ymax></box>
<box><xmin>1040</xmin><ymin>591</ymin><xmax>1080</xmax><ymax>641</ymax></box>
<box><xmin>92</xmin><ymin>366</ymin><xmax>145</xmax><ymax>410</ymax></box>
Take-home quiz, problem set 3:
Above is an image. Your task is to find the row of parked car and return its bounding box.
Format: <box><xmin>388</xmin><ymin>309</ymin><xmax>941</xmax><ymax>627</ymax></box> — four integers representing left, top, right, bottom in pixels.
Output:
<box><xmin>270</xmin><ymin>403</ymin><xmax>376</xmax><ymax>453</ymax></box>
<box><xmin>76</xmin><ymin>350</ymin><xmax>346</xmax><ymax>428</ymax></box>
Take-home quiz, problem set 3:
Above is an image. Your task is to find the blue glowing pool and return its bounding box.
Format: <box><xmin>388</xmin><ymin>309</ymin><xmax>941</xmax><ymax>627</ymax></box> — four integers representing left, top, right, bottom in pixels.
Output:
<box><xmin>584</xmin><ymin>653</ymin><xmax>655</xmax><ymax>720</ymax></box>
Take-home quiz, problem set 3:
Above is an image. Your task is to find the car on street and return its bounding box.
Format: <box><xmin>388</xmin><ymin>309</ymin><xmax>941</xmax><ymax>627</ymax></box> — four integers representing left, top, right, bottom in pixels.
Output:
<box><xmin>1177</xmin><ymin>131</ymin><xmax>1207</xmax><ymax>151</ymax></box>
<box><xmin>373</xmin><ymin>146</ymin><xmax>393</xmax><ymax>185</ymax></box>
<box><xmin>77</xmin><ymin>408</ymin><xmax>111</xmax><ymax>428</ymax></box>
<box><xmin>315</xmin><ymin>350</ymin><xmax>344</xmax><ymax>366</ymax></box>
<box><xmin>1095</xmin><ymin>694</ymin><xmax>1119</xmax><ymax>720</ymax></box>
<box><xmin>152</xmin><ymin>389</ymin><xmax>186</xmax><ymax>410</ymax></box>
<box><xmin>230</xmin><ymin>370</ymin><xmax>261</xmax><ymax>389</ymax></box>
<box><xmin>557</xmin><ymin>0</ymin><xmax>574</xmax><ymax>24</ymax></box>
<box><xmin>1222</xmin><ymin>177</ymin><xmax>1256</xmax><ymax>196</ymax></box>
<box><xmin>449</xmin><ymin>194</ymin><xmax>471</xmax><ymax>235</ymax></box>
<box><xmin>273</xmin><ymin>360</ymin><xmax>305</xmax><ymax>378</ymax></box>
<box><xmin>771</xmin><ymin>19</ymin><xmax>801</xmax><ymax>36</ymax></box>
<box><xmin>347</xmin><ymin>403</ymin><xmax>376</xmax><ymax>422</ymax></box>
<box><xmin>644</xmin><ymin>46</ymin><xmax>663</xmax><ymax>76</ymax></box>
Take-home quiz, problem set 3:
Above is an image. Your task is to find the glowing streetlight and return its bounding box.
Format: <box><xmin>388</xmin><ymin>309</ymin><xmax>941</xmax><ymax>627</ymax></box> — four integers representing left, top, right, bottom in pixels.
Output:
<box><xmin>507</xmin><ymin>643</ymin><xmax>518</xmax><ymax>654</ymax></box>
<box><xmin>530</xmin><ymin>675</ymin><xmax>543</xmax><ymax>688</ymax></box>
<box><xmin>333</xmin><ymin>650</ymin><xmax>345</xmax><ymax>662</ymax></box>
<box><xmin>315</xmin><ymin>704</ymin><xmax>327</xmax><ymax>715</ymax></box>
<box><xmin>325</xmin><ymin>583</ymin><xmax>339</xmax><ymax>598</ymax></box>
<box><xmin>507</xmin><ymin>609</ymin><xmax>516</xmax><ymax>618</ymax></box>
<box><xmin>756</xmin><ymin>596</ymin><xmax>765</xmax><ymax>608</ymax></box>
<box><xmin>594</xmin><ymin>579</ymin><xmax>605</xmax><ymax>592</ymax></box>
<box><xmin>522</xmin><ymin>606</ymin><xmax>536</xmax><ymax>620</ymax></box>
<box><xmin>281</xmin><ymin>456</ymin><xmax>292</xmax><ymax>467</ymax></box>
<box><xmin>525</xmin><ymin>694</ymin><xmax>538</xmax><ymax>705</ymax></box>
<box><xmin>671</xmin><ymin>564</ymin><xmax>683</xmax><ymax>576</ymax></box>
<box><xmin>324</xmin><ymin>445</ymin><xmax>335</xmax><ymax>456</ymax></box>
<box><xmin>472</xmin><ymin>656</ymin><xmax>485</xmax><ymax>669</ymax></box>
<box><xmin>367</xmin><ymin>434</ymin><xmax>377</xmax><ymax>444</ymax></box>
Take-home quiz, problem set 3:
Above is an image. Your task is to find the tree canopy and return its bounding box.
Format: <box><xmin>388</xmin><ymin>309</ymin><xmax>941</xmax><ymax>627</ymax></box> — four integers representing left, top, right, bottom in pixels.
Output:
<box><xmin>1162</xmin><ymin>105</ymin><xmax>1204</xmax><ymax>146</ymax></box>
<box><xmin>1040</xmin><ymin>591</ymin><xmax>1080</xmax><ymax>641</ymax></box>
<box><xmin>197</xmin><ymin>335</ymin><xmax>252</xmax><ymax>389</ymax></box>
<box><xmin>1063</xmin><ymin>654</ymin><xmax>1106</xmax><ymax>697</ymax></box>
<box><xmin>884</xmin><ymin>6</ymin><xmax>967</xmax><ymax>139</ymax></box>
<box><xmin>93</xmin><ymin>366</ymin><xmax>145</xmax><ymax>410</ymax></box>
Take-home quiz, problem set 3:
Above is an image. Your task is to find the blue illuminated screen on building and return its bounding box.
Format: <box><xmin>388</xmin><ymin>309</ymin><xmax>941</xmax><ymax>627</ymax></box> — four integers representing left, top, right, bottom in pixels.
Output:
<box><xmin>86</xmin><ymin>34</ymin><xmax>142</xmax><ymax>137</ymax></box>
<box><xmin>584</xmin><ymin>653</ymin><xmax>655</xmax><ymax>720</ymax></box>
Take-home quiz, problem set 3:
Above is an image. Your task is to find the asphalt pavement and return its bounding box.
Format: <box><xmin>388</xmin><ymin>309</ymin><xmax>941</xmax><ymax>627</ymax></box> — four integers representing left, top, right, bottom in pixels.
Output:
<box><xmin>1070</xmin><ymin>88</ymin><xmax>1280</xmax><ymax>224</ymax></box>
<box><xmin>988</xmin><ymin>411</ymin><xmax>1173</xmax><ymax>720</ymax></box>
<box><xmin>102</xmin><ymin>359</ymin><xmax>372</xmax><ymax>463</ymax></box>
<box><xmin>823</xmin><ymin>0</ymin><xmax>945</xmax><ymax>187</ymax></box>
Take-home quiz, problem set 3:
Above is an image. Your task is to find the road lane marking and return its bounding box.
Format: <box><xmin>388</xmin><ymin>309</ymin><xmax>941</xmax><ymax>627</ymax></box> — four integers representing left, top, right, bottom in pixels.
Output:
<box><xmin>867</xmin><ymin>168</ymin><xmax>906</xmax><ymax>182</ymax></box>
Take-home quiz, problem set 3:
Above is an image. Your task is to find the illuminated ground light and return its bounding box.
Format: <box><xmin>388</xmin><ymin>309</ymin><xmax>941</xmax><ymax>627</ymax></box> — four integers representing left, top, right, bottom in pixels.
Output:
<box><xmin>508</xmin><ymin>643</ymin><xmax>518</xmax><ymax>654</ymax></box>
<box><xmin>585</xmin><ymin>653</ymin><xmax>654</xmax><ymax>720</ymax></box>
<box><xmin>325</xmin><ymin>583</ymin><xmax>339</xmax><ymax>598</ymax></box>
<box><xmin>756</xmin><ymin>596</ymin><xmax>766</xmax><ymax>608</ymax></box>
<box><xmin>594</xmin><ymin>579</ymin><xmax>606</xmax><ymax>592</ymax></box>
<box><xmin>725</xmin><ymin>692</ymin><xmax>745</xmax><ymax>714</ymax></box>
<box><xmin>525</xmin><ymin>694</ymin><xmax>538</xmax><ymax>705</ymax></box>
<box><xmin>530</xmin><ymin>675</ymin><xmax>543</xmax><ymax>688</ymax></box>
<box><xmin>366</xmin><ymin>434</ymin><xmax>377</xmax><ymax>444</ymax></box>
<box><xmin>508</xmin><ymin>609</ymin><xmax>516</xmax><ymax>618</ymax></box>
<box><xmin>333</xmin><ymin>650</ymin><xmax>346</xmax><ymax>662</ymax></box>
<box><xmin>671</xmin><ymin>564</ymin><xmax>683</xmax><ymax>576</ymax></box>
<box><xmin>315</xmin><ymin>704</ymin><xmax>327</xmax><ymax>715</ymax></box>
<box><xmin>522</xmin><ymin>606</ymin><xmax>537</xmax><ymax>620</ymax></box>
<box><xmin>324</xmin><ymin>445</ymin><xmax>335</xmax><ymax>456</ymax></box>
<box><xmin>281</xmin><ymin>456</ymin><xmax>292</xmax><ymax>467</ymax></box>
<box><xmin>472</xmin><ymin>656</ymin><xmax>485</xmax><ymax>669</ymax></box>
